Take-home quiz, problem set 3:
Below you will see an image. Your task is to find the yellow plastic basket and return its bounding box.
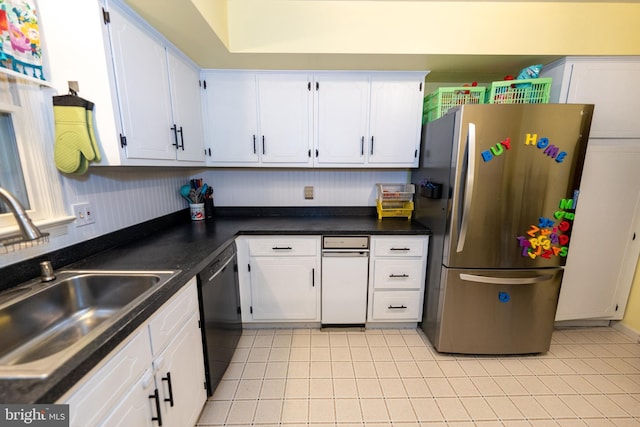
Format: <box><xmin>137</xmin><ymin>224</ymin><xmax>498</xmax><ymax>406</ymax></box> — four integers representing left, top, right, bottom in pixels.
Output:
<box><xmin>423</xmin><ymin>86</ymin><xmax>486</xmax><ymax>123</ymax></box>
<box><xmin>375</xmin><ymin>183</ymin><xmax>415</xmax><ymax>220</ymax></box>
<box><xmin>376</xmin><ymin>199</ymin><xmax>414</xmax><ymax>220</ymax></box>
<box><xmin>487</xmin><ymin>77</ymin><xmax>552</xmax><ymax>104</ymax></box>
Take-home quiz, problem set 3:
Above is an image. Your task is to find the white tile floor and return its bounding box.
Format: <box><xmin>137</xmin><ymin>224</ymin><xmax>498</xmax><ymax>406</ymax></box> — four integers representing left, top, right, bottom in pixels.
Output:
<box><xmin>196</xmin><ymin>327</ymin><xmax>640</xmax><ymax>426</ymax></box>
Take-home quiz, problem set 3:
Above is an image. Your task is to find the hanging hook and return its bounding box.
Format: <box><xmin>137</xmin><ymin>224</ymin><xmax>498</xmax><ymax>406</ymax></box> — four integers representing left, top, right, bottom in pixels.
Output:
<box><xmin>68</xmin><ymin>81</ymin><xmax>79</xmax><ymax>96</ymax></box>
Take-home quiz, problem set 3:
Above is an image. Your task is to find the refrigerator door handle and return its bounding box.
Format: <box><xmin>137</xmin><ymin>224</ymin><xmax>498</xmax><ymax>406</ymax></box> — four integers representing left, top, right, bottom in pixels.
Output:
<box><xmin>456</xmin><ymin>122</ymin><xmax>476</xmax><ymax>253</ymax></box>
<box><xmin>459</xmin><ymin>273</ymin><xmax>554</xmax><ymax>285</ymax></box>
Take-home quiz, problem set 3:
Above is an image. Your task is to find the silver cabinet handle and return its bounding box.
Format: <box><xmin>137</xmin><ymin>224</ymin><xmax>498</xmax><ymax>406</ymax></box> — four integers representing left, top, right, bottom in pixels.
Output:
<box><xmin>457</xmin><ymin>123</ymin><xmax>476</xmax><ymax>253</ymax></box>
<box><xmin>272</xmin><ymin>246</ymin><xmax>292</xmax><ymax>250</ymax></box>
<box><xmin>388</xmin><ymin>305</ymin><xmax>407</xmax><ymax>309</ymax></box>
<box><xmin>389</xmin><ymin>274</ymin><xmax>409</xmax><ymax>278</ymax></box>
<box><xmin>459</xmin><ymin>273</ymin><xmax>553</xmax><ymax>285</ymax></box>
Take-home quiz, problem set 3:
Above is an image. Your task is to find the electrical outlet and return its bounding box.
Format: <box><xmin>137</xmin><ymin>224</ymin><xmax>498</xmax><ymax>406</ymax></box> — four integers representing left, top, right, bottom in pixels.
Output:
<box><xmin>304</xmin><ymin>186</ymin><xmax>314</xmax><ymax>200</ymax></box>
<box><xmin>71</xmin><ymin>202</ymin><xmax>95</xmax><ymax>226</ymax></box>
<box><xmin>84</xmin><ymin>203</ymin><xmax>95</xmax><ymax>224</ymax></box>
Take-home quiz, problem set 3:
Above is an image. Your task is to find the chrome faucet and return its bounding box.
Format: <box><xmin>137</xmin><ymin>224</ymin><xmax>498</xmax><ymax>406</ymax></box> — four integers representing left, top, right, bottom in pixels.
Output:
<box><xmin>0</xmin><ymin>186</ymin><xmax>47</xmax><ymax>244</ymax></box>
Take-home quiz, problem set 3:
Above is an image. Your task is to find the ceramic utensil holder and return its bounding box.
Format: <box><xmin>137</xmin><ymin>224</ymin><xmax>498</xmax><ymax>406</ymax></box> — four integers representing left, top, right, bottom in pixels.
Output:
<box><xmin>190</xmin><ymin>203</ymin><xmax>205</xmax><ymax>221</ymax></box>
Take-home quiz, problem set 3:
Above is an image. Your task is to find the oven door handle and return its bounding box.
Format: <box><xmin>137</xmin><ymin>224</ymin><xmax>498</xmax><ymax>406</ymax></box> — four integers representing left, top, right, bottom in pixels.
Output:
<box><xmin>322</xmin><ymin>251</ymin><xmax>369</xmax><ymax>257</ymax></box>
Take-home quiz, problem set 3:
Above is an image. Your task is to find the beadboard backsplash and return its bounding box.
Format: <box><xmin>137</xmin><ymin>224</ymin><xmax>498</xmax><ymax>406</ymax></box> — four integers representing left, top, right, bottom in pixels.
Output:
<box><xmin>1</xmin><ymin>167</ymin><xmax>409</xmax><ymax>267</ymax></box>
<box><xmin>1</xmin><ymin>167</ymin><xmax>191</xmax><ymax>268</ymax></box>
<box><xmin>196</xmin><ymin>169</ymin><xmax>410</xmax><ymax>206</ymax></box>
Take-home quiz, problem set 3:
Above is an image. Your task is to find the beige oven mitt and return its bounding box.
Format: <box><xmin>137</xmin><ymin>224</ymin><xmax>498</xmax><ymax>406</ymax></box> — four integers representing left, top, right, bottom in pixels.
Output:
<box><xmin>53</xmin><ymin>95</ymin><xmax>99</xmax><ymax>174</ymax></box>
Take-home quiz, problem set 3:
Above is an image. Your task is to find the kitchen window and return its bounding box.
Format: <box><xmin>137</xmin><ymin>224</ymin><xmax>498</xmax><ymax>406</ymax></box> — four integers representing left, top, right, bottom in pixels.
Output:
<box><xmin>0</xmin><ymin>75</ymin><xmax>73</xmax><ymax>239</ymax></box>
<box><xmin>0</xmin><ymin>111</ymin><xmax>29</xmax><ymax>213</ymax></box>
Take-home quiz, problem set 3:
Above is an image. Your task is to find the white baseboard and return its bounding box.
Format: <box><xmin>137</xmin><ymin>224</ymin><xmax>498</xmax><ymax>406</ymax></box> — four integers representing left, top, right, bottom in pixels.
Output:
<box><xmin>612</xmin><ymin>320</ymin><xmax>640</xmax><ymax>342</ymax></box>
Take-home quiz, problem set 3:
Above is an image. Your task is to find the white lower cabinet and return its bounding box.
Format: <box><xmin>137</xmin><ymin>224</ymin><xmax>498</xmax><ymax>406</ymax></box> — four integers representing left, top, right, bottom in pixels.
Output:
<box><xmin>237</xmin><ymin>236</ymin><xmax>321</xmax><ymax>323</ymax></box>
<box><xmin>237</xmin><ymin>235</ymin><xmax>429</xmax><ymax>326</ymax></box>
<box><xmin>62</xmin><ymin>325</ymin><xmax>153</xmax><ymax>427</ymax></box>
<box><xmin>152</xmin><ymin>312</ymin><xmax>206</xmax><ymax>427</ymax></box>
<box><xmin>250</xmin><ymin>257</ymin><xmax>320</xmax><ymax>320</ymax></box>
<box><xmin>61</xmin><ymin>278</ymin><xmax>206</xmax><ymax>427</ymax></box>
<box><xmin>99</xmin><ymin>370</ymin><xmax>156</xmax><ymax>427</ymax></box>
<box><xmin>541</xmin><ymin>56</ymin><xmax>640</xmax><ymax>320</ymax></box>
<box><xmin>367</xmin><ymin>236</ymin><xmax>429</xmax><ymax>324</ymax></box>
<box><xmin>371</xmin><ymin>291</ymin><xmax>422</xmax><ymax>320</ymax></box>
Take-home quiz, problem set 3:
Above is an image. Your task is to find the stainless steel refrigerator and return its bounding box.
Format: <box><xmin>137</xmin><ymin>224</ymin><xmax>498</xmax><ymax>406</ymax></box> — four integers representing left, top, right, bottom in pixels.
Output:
<box><xmin>412</xmin><ymin>103</ymin><xmax>594</xmax><ymax>354</ymax></box>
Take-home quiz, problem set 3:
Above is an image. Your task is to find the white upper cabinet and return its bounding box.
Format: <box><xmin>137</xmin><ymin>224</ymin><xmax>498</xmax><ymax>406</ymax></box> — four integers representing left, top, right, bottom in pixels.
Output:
<box><xmin>203</xmin><ymin>71</ymin><xmax>313</xmax><ymax>166</ymax></box>
<box><xmin>167</xmin><ymin>49</ymin><xmax>206</xmax><ymax>162</ymax></box>
<box><xmin>315</xmin><ymin>72</ymin><xmax>425</xmax><ymax>168</ymax></box>
<box><xmin>314</xmin><ymin>73</ymin><xmax>370</xmax><ymax>165</ymax></box>
<box><xmin>107</xmin><ymin>4</ymin><xmax>175</xmax><ymax>161</ymax></box>
<box><xmin>368</xmin><ymin>75</ymin><xmax>424</xmax><ymax>165</ymax></box>
<box><xmin>203</xmin><ymin>71</ymin><xmax>259</xmax><ymax>164</ymax></box>
<box><xmin>106</xmin><ymin>3</ymin><xmax>205</xmax><ymax>164</ymax></box>
<box><xmin>41</xmin><ymin>0</ymin><xmax>205</xmax><ymax>166</ymax></box>
<box><xmin>257</xmin><ymin>73</ymin><xmax>313</xmax><ymax>165</ymax></box>
<box><xmin>542</xmin><ymin>57</ymin><xmax>640</xmax><ymax>138</ymax></box>
<box><xmin>203</xmin><ymin>70</ymin><xmax>427</xmax><ymax>168</ymax></box>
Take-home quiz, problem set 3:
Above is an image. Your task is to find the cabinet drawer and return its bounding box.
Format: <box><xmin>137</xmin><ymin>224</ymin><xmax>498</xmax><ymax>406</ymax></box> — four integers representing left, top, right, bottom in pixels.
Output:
<box><xmin>373</xmin><ymin>237</ymin><xmax>426</xmax><ymax>257</ymax></box>
<box><xmin>371</xmin><ymin>291</ymin><xmax>422</xmax><ymax>321</ymax></box>
<box><xmin>66</xmin><ymin>327</ymin><xmax>152</xmax><ymax>427</ymax></box>
<box><xmin>148</xmin><ymin>278</ymin><xmax>198</xmax><ymax>356</ymax></box>
<box><xmin>249</xmin><ymin>237</ymin><xmax>318</xmax><ymax>256</ymax></box>
<box><xmin>373</xmin><ymin>259</ymin><xmax>424</xmax><ymax>289</ymax></box>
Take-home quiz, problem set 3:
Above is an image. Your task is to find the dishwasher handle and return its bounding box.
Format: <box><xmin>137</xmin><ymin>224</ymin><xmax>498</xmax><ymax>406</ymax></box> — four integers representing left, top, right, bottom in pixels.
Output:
<box><xmin>205</xmin><ymin>255</ymin><xmax>236</xmax><ymax>283</ymax></box>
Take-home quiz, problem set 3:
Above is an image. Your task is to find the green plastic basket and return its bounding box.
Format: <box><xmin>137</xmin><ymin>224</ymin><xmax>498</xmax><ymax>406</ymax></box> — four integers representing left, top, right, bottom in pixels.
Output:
<box><xmin>487</xmin><ymin>77</ymin><xmax>552</xmax><ymax>104</ymax></box>
<box><xmin>423</xmin><ymin>86</ymin><xmax>486</xmax><ymax>123</ymax></box>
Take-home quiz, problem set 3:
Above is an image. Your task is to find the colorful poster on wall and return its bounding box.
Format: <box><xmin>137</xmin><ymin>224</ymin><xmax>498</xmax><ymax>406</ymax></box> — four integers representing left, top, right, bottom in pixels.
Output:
<box><xmin>0</xmin><ymin>0</ymin><xmax>44</xmax><ymax>80</ymax></box>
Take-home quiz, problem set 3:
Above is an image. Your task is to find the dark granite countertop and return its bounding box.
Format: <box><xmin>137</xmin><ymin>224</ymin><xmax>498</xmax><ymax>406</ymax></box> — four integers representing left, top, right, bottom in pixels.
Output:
<box><xmin>0</xmin><ymin>209</ymin><xmax>430</xmax><ymax>404</ymax></box>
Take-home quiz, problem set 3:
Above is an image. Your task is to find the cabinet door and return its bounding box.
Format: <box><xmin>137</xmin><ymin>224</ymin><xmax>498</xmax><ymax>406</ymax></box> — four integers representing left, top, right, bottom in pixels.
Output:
<box><xmin>148</xmin><ymin>277</ymin><xmax>199</xmax><ymax>356</ymax></box>
<box><xmin>315</xmin><ymin>74</ymin><xmax>370</xmax><ymax>165</ymax></box>
<box><xmin>556</xmin><ymin>141</ymin><xmax>640</xmax><ymax>320</ymax></box>
<box><xmin>65</xmin><ymin>327</ymin><xmax>152</xmax><ymax>427</ymax></box>
<box><xmin>154</xmin><ymin>313</ymin><xmax>207</xmax><ymax>427</ymax></box>
<box><xmin>565</xmin><ymin>61</ymin><xmax>640</xmax><ymax>138</ymax></box>
<box><xmin>98</xmin><ymin>370</ymin><xmax>155</xmax><ymax>427</ymax></box>
<box><xmin>167</xmin><ymin>50</ymin><xmax>205</xmax><ymax>162</ymax></box>
<box><xmin>368</xmin><ymin>75</ymin><xmax>423</xmax><ymax>166</ymax></box>
<box><xmin>107</xmin><ymin>4</ymin><xmax>175</xmax><ymax>160</ymax></box>
<box><xmin>250</xmin><ymin>256</ymin><xmax>319</xmax><ymax>320</ymax></box>
<box><xmin>203</xmin><ymin>72</ymin><xmax>259</xmax><ymax>164</ymax></box>
<box><xmin>257</xmin><ymin>73</ymin><xmax>313</xmax><ymax>165</ymax></box>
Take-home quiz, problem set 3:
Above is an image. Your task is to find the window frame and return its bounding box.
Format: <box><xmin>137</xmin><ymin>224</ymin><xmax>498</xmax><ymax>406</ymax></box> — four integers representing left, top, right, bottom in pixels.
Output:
<box><xmin>0</xmin><ymin>77</ymin><xmax>74</xmax><ymax>239</ymax></box>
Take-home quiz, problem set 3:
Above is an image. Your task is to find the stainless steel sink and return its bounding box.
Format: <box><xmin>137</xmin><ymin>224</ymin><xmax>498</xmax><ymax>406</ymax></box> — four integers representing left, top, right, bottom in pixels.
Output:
<box><xmin>0</xmin><ymin>270</ymin><xmax>179</xmax><ymax>378</ymax></box>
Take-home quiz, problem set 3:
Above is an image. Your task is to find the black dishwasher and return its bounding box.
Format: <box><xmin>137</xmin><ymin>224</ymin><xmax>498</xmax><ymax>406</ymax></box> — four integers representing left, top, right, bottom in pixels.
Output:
<box><xmin>197</xmin><ymin>242</ymin><xmax>242</xmax><ymax>396</ymax></box>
